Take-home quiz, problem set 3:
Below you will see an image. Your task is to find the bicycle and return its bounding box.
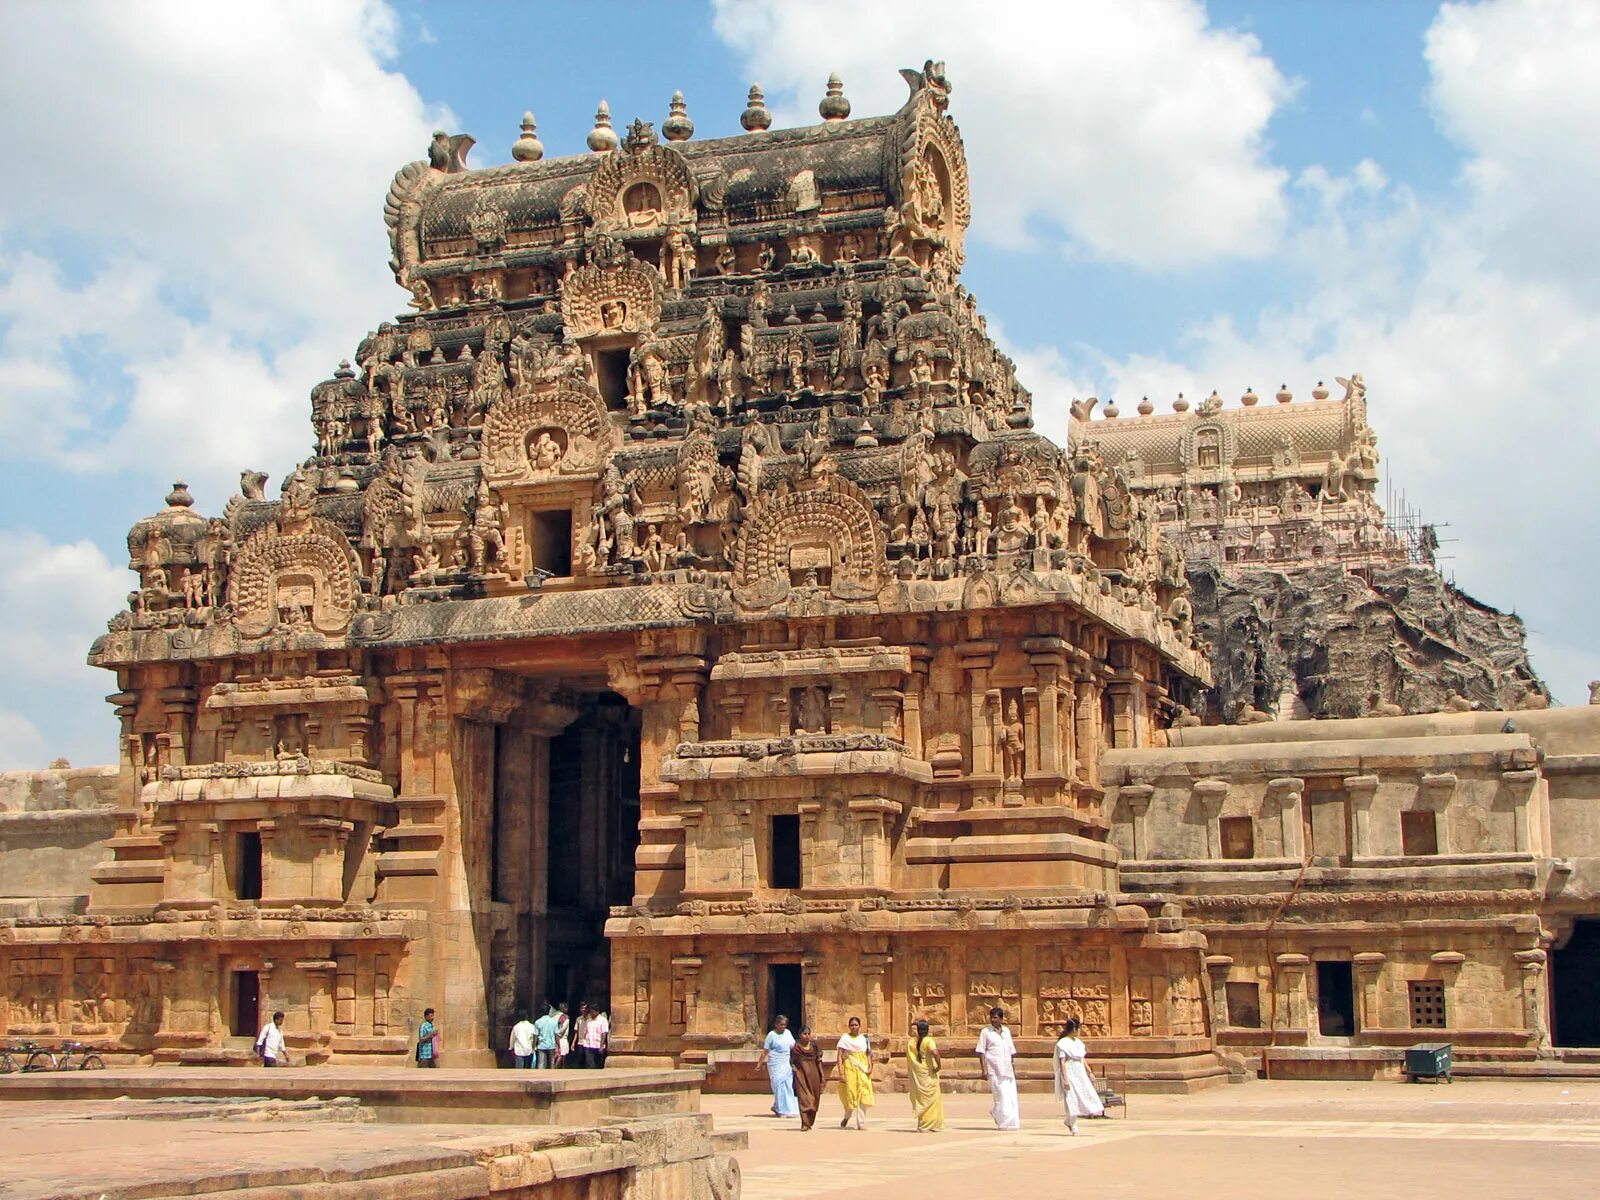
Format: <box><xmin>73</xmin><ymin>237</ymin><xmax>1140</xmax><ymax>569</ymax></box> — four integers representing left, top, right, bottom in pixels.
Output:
<box><xmin>0</xmin><ymin>1042</ymin><xmax>55</xmax><ymax>1073</ymax></box>
<box><xmin>52</xmin><ymin>1042</ymin><xmax>107</xmax><ymax>1071</ymax></box>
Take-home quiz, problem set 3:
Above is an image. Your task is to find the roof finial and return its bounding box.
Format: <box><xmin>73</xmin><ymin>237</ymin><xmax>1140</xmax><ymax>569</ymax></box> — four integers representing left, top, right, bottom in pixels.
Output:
<box><xmin>741</xmin><ymin>83</ymin><xmax>772</xmax><ymax>132</ymax></box>
<box><xmin>663</xmin><ymin>90</ymin><xmax>694</xmax><ymax>141</ymax></box>
<box><xmin>587</xmin><ymin>100</ymin><xmax>619</xmax><ymax>153</ymax></box>
<box><xmin>820</xmin><ymin>73</ymin><xmax>851</xmax><ymax>121</ymax></box>
<box><xmin>512</xmin><ymin>111</ymin><xmax>545</xmax><ymax>162</ymax></box>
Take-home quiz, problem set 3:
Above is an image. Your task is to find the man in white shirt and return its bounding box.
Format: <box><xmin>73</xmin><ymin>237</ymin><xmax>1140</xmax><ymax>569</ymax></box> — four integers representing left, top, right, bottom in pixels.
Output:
<box><xmin>578</xmin><ymin>1002</ymin><xmax>610</xmax><ymax>1068</ymax></box>
<box><xmin>255</xmin><ymin>1010</ymin><xmax>288</xmax><ymax>1068</ymax></box>
<box><xmin>975</xmin><ymin>1006</ymin><xmax>1020</xmax><ymax>1129</ymax></box>
<box><xmin>508</xmin><ymin>1010</ymin><xmax>537</xmax><ymax>1068</ymax></box>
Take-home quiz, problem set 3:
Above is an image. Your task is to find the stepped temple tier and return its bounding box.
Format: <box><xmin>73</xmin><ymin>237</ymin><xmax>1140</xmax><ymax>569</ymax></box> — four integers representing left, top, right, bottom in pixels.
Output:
<box><xmin>5</xmin><ymin>62</ymin><xmax>1594</xmax><ymax>1089</ymax></box>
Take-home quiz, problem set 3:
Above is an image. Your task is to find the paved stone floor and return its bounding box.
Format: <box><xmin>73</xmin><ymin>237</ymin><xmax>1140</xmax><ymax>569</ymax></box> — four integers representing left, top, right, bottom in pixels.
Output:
<box><xmin>1</xmin><ymin>1078</ymin><xmax>1597</xmax><ymax>1198</ymax></box>
<box><xmin>702</xmin><ymin>1079</ymin><xmax>1600</xmax><ymax>1200</ymax></box>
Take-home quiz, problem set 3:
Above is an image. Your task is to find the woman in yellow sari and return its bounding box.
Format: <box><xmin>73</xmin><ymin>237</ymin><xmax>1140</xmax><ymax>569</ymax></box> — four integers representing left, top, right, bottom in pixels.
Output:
<box><xmin>906</xmin><ymin>1018</ymin><xmax>945</xmax><ymax>1131</ymax></box>
<box><xmin>834</xmin><ymin>1015</ymin><xmax>875</xmax><ymax>1130</ymax></box>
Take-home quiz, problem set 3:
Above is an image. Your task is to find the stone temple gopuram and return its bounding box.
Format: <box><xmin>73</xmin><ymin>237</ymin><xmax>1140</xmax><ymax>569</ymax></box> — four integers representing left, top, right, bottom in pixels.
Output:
<box><xmin>4</xmin><ymin>61</ymin><xmax>1599</xmax><ymax>1089</ymax></box>
<box><xmin>3</xmin><ymin>64</ymin><xmax>1220</xmax><ymax>1087</ymax></box>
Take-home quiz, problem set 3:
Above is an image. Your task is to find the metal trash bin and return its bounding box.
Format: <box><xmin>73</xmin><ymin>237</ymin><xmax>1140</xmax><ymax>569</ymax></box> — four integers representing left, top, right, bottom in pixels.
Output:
<box><xmin>1404</xmin><ymin>1042</ymin><xmax>1452</xmax><ymax>1083</ymax></box>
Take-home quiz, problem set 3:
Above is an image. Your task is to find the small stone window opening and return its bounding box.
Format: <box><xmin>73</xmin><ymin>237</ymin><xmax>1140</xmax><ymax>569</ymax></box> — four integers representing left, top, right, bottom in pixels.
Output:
<box><xmin>788</xmin><ymin>542</ymin><xmax>833</xmax><ymax>590</ymax></box>
<box><xmin>236</xmin><ymin>831</ymin><xmax>263</xmax><ymax>902</ymax></box>
<box><xmin>1226</xmin><ymin>981</ymin><xmax>1262</xmax><ymax>1028</ymax></box>
<box><xmin>1409</xmin><ymin>980</ymin><xmax>1447</xmax><ymax>1028</ymax></box>
<box><xmin>769</xmin><ymin>814</ymin><xmax>801</xmax><ymax>889</ymax></box>
<box><xmin>595</xmin><ymin>348</ymin><xmax>632</xmax><ymax>410</ymax></box>
<box><xmin>1220</xmin><ymin>815</ymin><xmax>1255</xmax><ymax>860</ymax></box>
<box><xmin>528</xmin><ymin>510</ymin><xmax>572</xmax><ymax>577</ymax></box>
<box><xmin>1401</xmin><ymin>810</ymin><xmax>1438</xmax><ymax>857</ymax></box>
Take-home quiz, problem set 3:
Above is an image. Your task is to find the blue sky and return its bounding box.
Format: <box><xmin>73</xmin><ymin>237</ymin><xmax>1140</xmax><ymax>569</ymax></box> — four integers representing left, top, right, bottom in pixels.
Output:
<box><xmin>1</xmin><ymin>0</ymin><xmax>1596</xmax><ymax>769</ymax></box>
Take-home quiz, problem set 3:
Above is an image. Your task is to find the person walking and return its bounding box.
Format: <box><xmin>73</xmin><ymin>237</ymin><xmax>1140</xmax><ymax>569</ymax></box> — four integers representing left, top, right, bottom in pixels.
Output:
<box><xmin>834</xmin><ymin>1015</ymin><xmax>874</xmax><ymax>1130</ymax></box>
<box><xmin>906</xmin><ymin>1018</ymin><xmax>945</xmax><ymax>1131</ymax></box>
<box><xmin>756</xmin><ymin>1013</ymin><xmax>799</xmax><ymax>1117</ymax></box>
<box><xmin>1053</xmin><ymin>1018</ymin><xmax>1104</xmax><ymax>1132</ymax></box>
<box><xmin>509</xmin><ymin>1010</ymin><xmax>537</xmax><ymax>1068</ymax></box>
<box><xmin>791</xmin><ymin>1025</ymin><xmax>826</xmax><ymax>1131</ymax></box>
<box><xmin>533</xmin><ymin>1006</ymin><xmax>560</xmax><ymax>1068</ymax></box>
<box><xmin>255</xmin><ymin>1010</ymin><xmax>288</xmax><ymax>1068</ymax></box>
<box><xmin>416</xmin><ymin>1007</ymin><xmax>441</xmax><ymax>1068</ymax></box>
<box><xmin>975</xmin><ymin>1006</ymin><xmax>1020</xmax><ymax>1129</ymax></box>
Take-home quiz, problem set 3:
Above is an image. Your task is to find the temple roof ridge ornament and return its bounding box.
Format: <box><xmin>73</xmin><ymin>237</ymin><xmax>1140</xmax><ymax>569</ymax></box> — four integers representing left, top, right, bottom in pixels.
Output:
<box><xmin>587</xmin><ymin>100</ymin><xmax>619</xmax><ymax>152</ymax></box>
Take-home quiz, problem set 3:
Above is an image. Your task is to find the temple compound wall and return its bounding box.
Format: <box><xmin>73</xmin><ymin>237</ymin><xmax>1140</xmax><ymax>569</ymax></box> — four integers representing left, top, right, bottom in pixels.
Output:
<box><xmin>0</xmin><ymin>767</ymin><xmax>118</xmax><ymax>921</ymax></box>
<box><xmin>0</xmin><ymin>63</ymin><xmax>1227</xmax><ymax>1090</ymax></box>
<box><xmin>1105</xmin><ymin>704</ymin><xmax>1600</xmax><ymax>1075</ymax></box>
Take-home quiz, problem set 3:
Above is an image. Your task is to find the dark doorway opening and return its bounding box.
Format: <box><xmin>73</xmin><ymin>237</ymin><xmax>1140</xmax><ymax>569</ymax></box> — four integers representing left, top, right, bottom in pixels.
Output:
<box><xmin>1554</xmin><ymin>920</ymin><xmax>1600</xmax><ymax>1046</ymax></box>
<box><xmin>231</xmin><ymin>970</ymin><xmax>260</xmax><ymax>1038</ymax></box>
<box><xmin>768</xmin><ymin>963</ymin><xmax>803</xmax><ymax>1031</ymax></box>
<box><xmin>236</xmin><ymin>831</ymin><xmax>263</xmax><ymax>901</ymax></box>
<box><xmin>770</xmin><ymin>814</ymin><xmax>801</xmax><ymax>889</ymax></box>
<box><xmin>595</xmin><ymin>349</ymin><xmax>631</xmax><ymax>410</ymax></box>
<box><xmin>1317</xmin><ymin>960</ymin><xmax>1355</xmax><ymax>1036</ymax></box>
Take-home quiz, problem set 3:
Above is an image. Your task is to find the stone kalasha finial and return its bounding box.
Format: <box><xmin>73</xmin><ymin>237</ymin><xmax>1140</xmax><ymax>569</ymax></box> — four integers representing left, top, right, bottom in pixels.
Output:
<box><xmin>1276</xmin><ymin>383</ymin><xmax>1292</xmax><ymax>404</ymax></box>
<box><xmin>1313</xmin><ymin>379</ymin><xmax>1329</xmax><ymax>400</ymax></box>
<box><xmin>820</xmin><ymin>73</ymin><xmax>850</xmax><ymax>121</ymax></box>
<box><xmin>587</xmin><ymin>101</ymin><xmax>618</xmax><ymax>152</ymax></box>
<box><xmin>741</xmin><ymin>83</ymin><xmax>772</xmax><ymax>132</ymax></box>
<box><xmin>1173</xmin><ymin>392</ymin><xmax>1190</xmax><ymax>413</ymax></box>
<box><xmin>1241</xmin><ymin>386</ymin><xmax>1259</xmax><ymax>406</ymax></box>
<box><xmin>334</xmin><ymin>359</ymin><xmax>355</xmax><ymax>379</ymax></box>
<box><xmin>1103</xmin><ymin>398</ymin><xmax>1120</xmax><ymax>418</ymax></box>
<box><xmin>513</xmin><ymin>111</ymin><xmax>544</xmax><ymax>162</ymax></box>
<box><xmin>663</xmin><ymin>91</ymin><xmax>694</xmax><ymax>141</ymax></box>
<box><xmin>166</xmin><ymin>481</ymin><xmax>194</xmax><ymax>509</ymax></box>
<box><xmin>1137</xmin><ymin>396</ymin><xmax>1154</xmax><ymax>415</ymax></box>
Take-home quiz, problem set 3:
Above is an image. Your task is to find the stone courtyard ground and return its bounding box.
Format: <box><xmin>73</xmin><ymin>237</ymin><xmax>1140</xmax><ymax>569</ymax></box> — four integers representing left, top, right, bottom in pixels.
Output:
<box><xmin>0</xmin><ymin>1077</ymin><xmax>1596</xmax><ymax>1198</ymax></box>
<box><xmin>702</xmin><ymin>1079</ymin><xmax>1600</xmax><ymax>1200</ymax></box>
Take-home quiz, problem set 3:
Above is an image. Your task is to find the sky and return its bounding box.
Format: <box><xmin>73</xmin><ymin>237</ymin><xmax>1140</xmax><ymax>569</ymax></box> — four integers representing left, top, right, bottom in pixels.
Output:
<box><xmin>0</xmin><ymin>0</ymin><xmax>1595</xmax><ymax>769</ymax></box>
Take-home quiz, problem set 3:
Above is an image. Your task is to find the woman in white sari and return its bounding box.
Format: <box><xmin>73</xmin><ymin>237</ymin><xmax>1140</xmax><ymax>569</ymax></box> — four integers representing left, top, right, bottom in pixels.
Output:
<box><xmin>1053</xmin><ymin>1017</ymin><xmax>1104</xmax><ymax>1132</ymax></box>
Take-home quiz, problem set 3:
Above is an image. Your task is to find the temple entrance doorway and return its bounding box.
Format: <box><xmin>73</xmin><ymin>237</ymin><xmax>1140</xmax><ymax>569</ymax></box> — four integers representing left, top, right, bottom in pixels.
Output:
<box><xmin>483</xmin><ymin>689</ymin><xmax>640</xmax><ymax>1048</ymax></box>
<box><xmin>1553</xmin><ymin>919</ymin><xmax>1600</xmax><ymax>1046</ymax></box>
<box><xmin>230</xmin><ymin>970</ymin><xmax>260</xmax><ymax>1038</ymax></box>
<box><xmin>767</xmin><ymin>963</ymin><xmax>804</xmax><ymax>1031</ymax></box>
<box><xmin>1316</xmin><ymin>961</ymin><xmax>1355</xmax><ymax>1037</ymax></box>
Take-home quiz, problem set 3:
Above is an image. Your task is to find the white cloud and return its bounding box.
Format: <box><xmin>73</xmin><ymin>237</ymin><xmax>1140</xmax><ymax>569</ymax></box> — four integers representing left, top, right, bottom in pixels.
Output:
<box><xmin>0</xmin><ymin>710</ymin><xmax>48</xmax><ymax>773</ymax></box>
<box><xmin>0</xmin><ymin>0</ymin><xmax>446</xmax><ymax>506</ymax></box>
<box><xmin>711</xmin><ymin>0</ymin><xmax>1292</xmax><ymax>269</ymax></box>
<box><xmin>1033</xmin><ymin>0</ymin><xmax>1600</xmax><ymax>705</ymax></box>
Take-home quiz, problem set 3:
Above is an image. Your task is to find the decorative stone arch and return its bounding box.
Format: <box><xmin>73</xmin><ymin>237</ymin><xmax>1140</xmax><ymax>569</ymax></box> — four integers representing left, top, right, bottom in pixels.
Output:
<box><xmin>1180</xmin><ymin>420</ymin><xmax>1237</xmax><ymax>471</ymax></box>
<box><xmin>732</xmin><ymin>477</ymin><xmax>885</xmax><ymax>611</ymax></box>
<box><xmin>230</xmin><ymin>517</ymin><xmax>360</xmax><ymax>637</ymax></box>
<box><xmin>560</xmin><ymin>253</ymin><xmax>664</xmax><ymax>339</ymax></box>
<box><xmin>482</xmin><ymin>383</ymin><xmax>615</xmax><ymax>482</ymax></box>
<box><xmin>587</xmin><ymin>144</ymin><xmax>696</xmax><ymax>234</ymax></box>
<box><xmin>898</xmin><ymin>102</ymin><xmax>972</xmax><ymax>268</ymax></box>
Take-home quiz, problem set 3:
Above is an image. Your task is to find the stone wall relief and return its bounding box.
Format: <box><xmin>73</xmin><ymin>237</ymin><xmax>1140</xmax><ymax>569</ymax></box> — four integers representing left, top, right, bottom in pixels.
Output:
<box><xmin>731</xmin><ymin>474</ymin><xmax>886</xmax><ymax>611</ymax></box>
<box><xmin>229</xmin><ymin>510</ymin><xmax>361</xmax><ymax>638</ymax></box>
<box><xmin>481</xmin><ymin>383</ymin><xmax>613</xmax><ymax>483</ymax></box>
<box><xmin>560</xmin><ymin>234</ymin><xmax>664</xmax><ymax>340</ymax></box>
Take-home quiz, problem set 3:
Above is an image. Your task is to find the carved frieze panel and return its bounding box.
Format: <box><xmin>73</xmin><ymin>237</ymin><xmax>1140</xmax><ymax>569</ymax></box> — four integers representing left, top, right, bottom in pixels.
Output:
<box><xmin>732</xmin><ymin>476</ymin><xmax>885</xmax><ymax>610</ymax></box>
<box><xmin>229</xmin><ymin>516</ymin><xmax>360</xmax><ymax>638</ymax></box>
<box><xmin>907</xmin><ymin>946</ymin><xmax>950</xmax><ymax>1034</ymax></box>
<box><xmin>964</xmin><ymin>945</ymin><xmax>1020</xmax><ymax>1029</ymax></box>
<box><xmin>481</xmin><ymin>383</ymin><xmax>615</xmax><ymax>482</ymax></box>
<box><xmin>560</xmin><ymin>243</ymin><xmax>664</xmax><ymax>339</ymax></box>
<box><xmin>587</xmin><ymin>142</ymin><xmax>696</xmax><ymax>234</ymax></box>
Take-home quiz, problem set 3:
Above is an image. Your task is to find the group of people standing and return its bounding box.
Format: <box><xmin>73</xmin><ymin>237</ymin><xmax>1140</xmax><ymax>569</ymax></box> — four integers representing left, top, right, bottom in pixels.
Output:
<box><xmin>757</xmin><ymin>1008</ymin><xmax>1104</xmax><ymax>1133</ymax></box>
<box><xmin>506</xmin><ymin>1001</ymin><xmax>610</xmax><ymax>1069</ymax></box>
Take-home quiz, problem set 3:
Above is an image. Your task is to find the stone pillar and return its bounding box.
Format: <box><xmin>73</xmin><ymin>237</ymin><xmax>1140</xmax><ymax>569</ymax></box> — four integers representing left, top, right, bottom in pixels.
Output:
<box><xmin>1193</xmin><ymin>779</ymin><xmax>1229</xmax><ymax>859</ymax></box>
<box><xmin>158</xmin><ymin>686</ymin><xmax>198</xmax><ymax>768</ymax></box>
<box><xmin>1204</xmin><ymin>954</ymin><xmax>1233</xmax><ymax>1027</ymax></box>
<box><xmin>1345</xmin><ymin>774</ymin><xmax>1379</xmax><ymax>858</ymax></box>
<box><xmin>1514</xmin><ymin>949</ymin><xmax>1550</xmax><ymax>1052</ymax></box>
<box><xmin>1275</xmin><ymin>953</ymin><xmax>1309</xmax><ymax>1031</ymax></box>
<box><xmin>1024</xmin><ymin>636</ymin><xmax>1067</xmax><ymax>776</ymax></box>
<box><xmin>1353</xmin><ymin>951</ymin><xmax>1386</xmax><ymax>1032</ymax></box>
<box><xmin>1267</xmin><ymin>777</ymin><xmax>1305</xmax><ymax>860</ymax></box>
<box><xmin>801</xmin><ymin>955</ymin><xmax>824</xmax><ymax>1031</ymax></box>
<box><xmin>958</xmin><ymin>641</ymin><xmax>998</xmax><ymax>778</ymax></box>
<box><xmin>1501</xmin><ymin>770</ymin><xmax>1541</xmax><ymax>854</ymax></box>
<box><xmin>733</xmin><ymin>954</ymin><xmax>758</xmax><ymax>1042</ymax></box>
<box><xmin>1074</xmin><ymin>676</ymin><xmax>1100</xmax><ymax>787</ymax></box>
<box><xmin>860</xmin><ymin>948</ymin><xmax>890</xmax><ymax>1050</ymax></box>
<box><xmin>1419</xmin><ymin>772</ymin><xmax>1457</xmax><ymax>854</ymax></box>
<box><xmin>671</xmin><ymin>955</ymin><xmax>703</xmax><ymax>1033</ymax></box>
<box><xmin>1119</xmin><ymin>784</ymin><xmax>1153</xmax><ymax>860</ymax></box>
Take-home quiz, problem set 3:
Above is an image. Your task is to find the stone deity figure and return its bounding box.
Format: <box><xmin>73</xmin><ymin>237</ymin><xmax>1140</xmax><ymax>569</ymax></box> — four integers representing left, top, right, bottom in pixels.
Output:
<box><xmin>714</xmin><ymin>244</ymin><xmax>737</xmax><ymax>275</ymax></box>
<box><xmin>718</xmin><ymin>349</ymin><xmax>742</xmax><ymax>410</ymax></box>
<box><xmin>973</xmin><ymin>502</ymin><xmax>994</xmax><ymax>555</ymax></box>
<box><xmin>1030</xmin><ymin>499</ymin><xmax>1051</xmax><ymax>549</ymax></box>
<box><xmin>1320</xmin><ymin>452</ymin><xmax>1347</xmax><ymax>505</ymax></box>
<box><xmin>597</xmin><ymin>464</ymin><xmax>637</xmax><ymax>561</ymax></box>
<box><xmin>640</xmin><ymin>524</ymin><xmax>667</xmax><ymax>573</ymax></box>
<box><xmin>794</xmin><ymin>686</ymin><xmax>829</xmax><ymax>735</ymax></box>
<box><xmin>908</xmin><ymin>349</ymin><xmax>934</xmax><ymax>399</ymax></box>
<box><xmin>600</xmin><ymin>299</ymin><xmax>626</xmax><ymax>330</ymax></box>
<box><xmin>628</xmin><ymin>341</ymin><xmax>669</xmax><ymax>414</ymax></box>
<box><xmin>663</xmin><ymin>222</ymin><xmax>695</xmax><ymax>290</ymax></box>
<box><xmin>995</xmin><ymin>495</ymin><xmax>1029</xmax><ymax>555</ymax></box>
<box><xmin>1000</xmin><ymin>699</ymin><xmax>1025</xmax><ymax>784</ymax></box>
<box><xmin>531</xmin><ymin>431</ymin><xmax>564</xmax><ymax>472</ymax></box>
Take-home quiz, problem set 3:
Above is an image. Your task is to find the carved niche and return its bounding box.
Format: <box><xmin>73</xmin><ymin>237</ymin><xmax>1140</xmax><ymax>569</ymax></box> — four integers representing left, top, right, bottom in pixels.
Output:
<box><xmin>560</xmin><ymin>239</ymin><xmax>664</xmax><ymax>339</ymax></box>
<box><xmin>229</xmin><ymin>516</ymin><xmax>361</xmax><ymax>637</ymax></box>
<box><xmin>481</xmin><ymin>381</ymin><xmax>616</xmax><ymax>482</ymax></box>
<box><xmin>731</xmin><ymin>475</ymin><xmax>886</xmax><ymax>610</ymax></box>
<box><xmin>586</xmin><ymin>140</ymin><xmax>696</xmax><ymax>234</ymax></box>
<box><xmin>896</xmin><ymin>78</ymin><xmax>972</xmax><ymax>269</ymax></box>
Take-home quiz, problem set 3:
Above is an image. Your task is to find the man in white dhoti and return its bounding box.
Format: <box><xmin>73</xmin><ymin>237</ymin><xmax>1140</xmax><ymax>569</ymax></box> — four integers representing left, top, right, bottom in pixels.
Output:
<box><xmin>975</xmin><ymin>1006</ymin><xmax>1021</xmax><ymax>1130</ymax></box>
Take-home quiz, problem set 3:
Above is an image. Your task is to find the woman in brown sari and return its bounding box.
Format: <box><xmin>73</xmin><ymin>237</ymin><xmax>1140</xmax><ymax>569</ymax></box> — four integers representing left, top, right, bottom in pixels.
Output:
<box><xmin>791</xmin><ymin>1024</ymin><xmax>826</xmax><ymax>1131</ymax></box>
